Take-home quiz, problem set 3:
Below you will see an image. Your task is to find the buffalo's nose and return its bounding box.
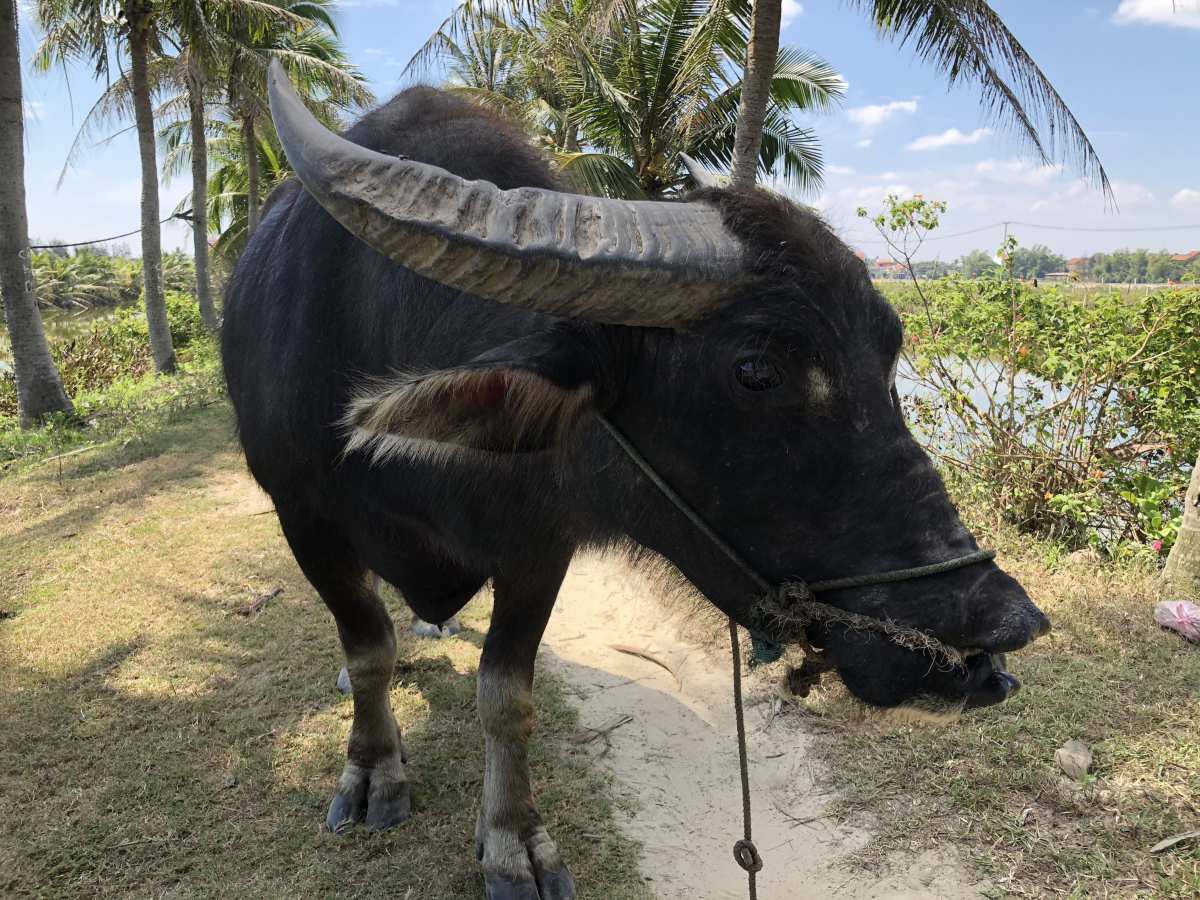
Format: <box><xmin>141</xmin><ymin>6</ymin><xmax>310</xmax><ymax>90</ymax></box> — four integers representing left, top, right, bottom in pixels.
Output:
<box><xmin>979</xmin><ymin>601</ymin><xmax>1051</xmax><ymax>653</ymax></box>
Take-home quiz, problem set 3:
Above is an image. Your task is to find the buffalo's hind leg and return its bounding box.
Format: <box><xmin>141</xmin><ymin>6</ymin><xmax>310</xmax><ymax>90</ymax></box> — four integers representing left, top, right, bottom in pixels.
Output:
<box><xmin>477</xmin><ymin>551</ymin><xmax>576</xmax><ymax>900</ymax></box>
<box><xmin>276</xmin><ymin>507</ymin><xmax>411</xmax><ymax>833</ymax></box>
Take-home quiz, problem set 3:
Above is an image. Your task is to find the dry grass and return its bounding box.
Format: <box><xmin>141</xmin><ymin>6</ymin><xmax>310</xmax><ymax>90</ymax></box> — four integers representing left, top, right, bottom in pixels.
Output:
<box><xmin>791</xmin><ymin>521</ymin><xmax>1200</xmax><ymax>898</ymax></box>
<box><xmin>0</xmin><ymin>404</ymin><xmax>651</xmax><ymax>899</ymax></box>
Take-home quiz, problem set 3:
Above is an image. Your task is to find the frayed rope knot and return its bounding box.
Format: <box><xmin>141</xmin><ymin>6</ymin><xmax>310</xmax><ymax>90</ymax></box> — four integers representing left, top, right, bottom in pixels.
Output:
<box><xmin>757</xmin><ymin>582</ymin><xmax>967</xmax><ymax>672</ymax></box>
<box><xmin>733</xmin><ymin>839</ymin><xmax>763</xmax><ymax>873</ymax></box>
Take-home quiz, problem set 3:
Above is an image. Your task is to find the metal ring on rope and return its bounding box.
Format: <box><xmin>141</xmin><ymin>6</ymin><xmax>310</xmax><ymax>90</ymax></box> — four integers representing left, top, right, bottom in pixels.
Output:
<box><xmin>733</xmin><ymin>838</ymin><xmax>764</xmax><ymax>873</ymax></box>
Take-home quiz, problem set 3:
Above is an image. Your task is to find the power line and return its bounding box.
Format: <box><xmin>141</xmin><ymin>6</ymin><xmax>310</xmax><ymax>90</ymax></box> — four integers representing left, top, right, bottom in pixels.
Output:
<box><xmin>844</xmin><ymin>219</ymin><xmax>1200</xmax><ymax>245</ymax></box>
<box><xmin>1007</xmin><ymin>220</ymin><xmax>1200</xmax><ymax>233</ymax></box>
<box><xmin>28</xmin><ymin>213</ymin><xmax>191</xmax><ymax>251</ymax></box>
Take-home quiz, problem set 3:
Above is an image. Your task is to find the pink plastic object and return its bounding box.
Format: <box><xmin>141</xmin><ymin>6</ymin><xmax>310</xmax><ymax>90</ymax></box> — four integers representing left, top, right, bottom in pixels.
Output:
<box><xmin>1155</xmin><ymin>600</ymin><xmax>1200</xmax><ymax>643</ymax></box>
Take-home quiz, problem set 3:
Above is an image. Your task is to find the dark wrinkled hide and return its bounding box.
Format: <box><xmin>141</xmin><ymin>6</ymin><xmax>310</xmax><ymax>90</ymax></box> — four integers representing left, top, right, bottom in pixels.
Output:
<box><xmin>224</xmin><ymin>87</ymin><xmax>1047</xmax><ymax>718</ymax></box>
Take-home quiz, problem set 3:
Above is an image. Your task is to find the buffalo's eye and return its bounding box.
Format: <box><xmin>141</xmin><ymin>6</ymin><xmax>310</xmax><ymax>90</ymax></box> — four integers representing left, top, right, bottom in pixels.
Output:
<box><xmin>733</xmin><ymin>357</ymin><xmax>784</xmax><ymax>391</ymax></box>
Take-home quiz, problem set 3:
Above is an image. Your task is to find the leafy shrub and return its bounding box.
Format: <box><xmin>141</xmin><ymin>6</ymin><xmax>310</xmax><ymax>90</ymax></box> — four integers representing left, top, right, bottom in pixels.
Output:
<box><xmin>862</xmin><ymin>197</ymin><xmax>1198</xmax><ymax>555</ymax></box>
<box><xmin>0</xmin><ymin>292</ymin><xmax>212</xmax><ymax>418</ymax></box>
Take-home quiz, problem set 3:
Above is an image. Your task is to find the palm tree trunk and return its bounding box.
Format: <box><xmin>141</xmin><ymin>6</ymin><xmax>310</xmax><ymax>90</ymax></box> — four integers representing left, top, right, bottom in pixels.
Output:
<box><xmin>128</xmin><ymin>10</ymin><xmax>176</xmax><ymax>373</ymax></box>
<box><xmin>730</xmin><ymin>0</ymin><xmax>781</xmax><ymax>189</ymax></box>
<box><xmin>1164</xmin><ymin>452</ymin><xmax>1200</xmax><ymax>596</ymax></box>
<box><xmin>0</xmin><ymin>0</ymin><xmax>72</xmax><ymax>426</ymax></box>
<box><xmin>242</xmin><ymin>112</ymin><xmax>260</xmax><ymax>238</ymax></box>
<box><xmin>186</xmin><ymin>59</ymin><xmax>217</xmax><ymax>332</ymax></box>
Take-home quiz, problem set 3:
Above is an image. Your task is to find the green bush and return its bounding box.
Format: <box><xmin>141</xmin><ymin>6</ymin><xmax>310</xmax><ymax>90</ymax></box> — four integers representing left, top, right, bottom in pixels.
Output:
<box><xmin>0</xmin><ymin>292</ymin><xmax>212</xmax><ymax>419</ymax></box>
<box><xmin>861</xmin><ymin>197</ymin><xmax>1197</xmax><ymax>557</ymax></box>
<box><xmin>899</xmin><ymin>271</ymin><xmax>1198</xmax><ymax>555</ymax></box>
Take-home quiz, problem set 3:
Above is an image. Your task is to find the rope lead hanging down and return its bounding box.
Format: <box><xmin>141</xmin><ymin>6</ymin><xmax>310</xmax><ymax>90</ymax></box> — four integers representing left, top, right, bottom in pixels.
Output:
<box><xmin>729</xmin><ymin>619</ymin><xmax>762</xmax><ymax>900</ymax></box>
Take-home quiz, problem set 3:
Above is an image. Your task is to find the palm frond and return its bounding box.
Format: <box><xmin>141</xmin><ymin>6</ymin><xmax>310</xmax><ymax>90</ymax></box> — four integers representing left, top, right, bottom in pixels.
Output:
<box><xmin>846</xmin><ymin>0</ymin><xmax>1110</xmax><ymax>198</ymax></box>
<box><xmin>556</xmin><ymin>151</ymin><xmax>647</xmax><ymax>199</ymax></box>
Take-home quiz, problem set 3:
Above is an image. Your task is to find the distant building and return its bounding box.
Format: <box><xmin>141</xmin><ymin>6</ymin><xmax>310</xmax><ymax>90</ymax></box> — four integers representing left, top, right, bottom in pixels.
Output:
<box><xmin>870</xmin><ymin>257</ymin><xmax>905</xmax><ymax>278</ymax></box>
<box><xmin>1043</xmin><ymin>272</ymin><xmax>1072</xmax><ymax>281</ymax></box>
<box><xmin>1066</xmin><ymin>257</ymin><xmax>1089</xmax><ymax>273</ymax></box>
<box><xmin>1169</xmin><ymin>250</ymin><xmax>1200</xmax><ymax>264</ymax></box>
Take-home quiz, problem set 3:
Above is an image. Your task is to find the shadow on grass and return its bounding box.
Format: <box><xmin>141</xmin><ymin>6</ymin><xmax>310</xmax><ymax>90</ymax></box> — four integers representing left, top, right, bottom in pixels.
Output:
<box><xmin>0</xmin><ymin>592</ymin><xmax>652</xmax><ymax>899</ymax></box>
<box><xmin>0</xmin><ymin>405</ymin><xmax>649</xmax><ymax>898</ymax></box>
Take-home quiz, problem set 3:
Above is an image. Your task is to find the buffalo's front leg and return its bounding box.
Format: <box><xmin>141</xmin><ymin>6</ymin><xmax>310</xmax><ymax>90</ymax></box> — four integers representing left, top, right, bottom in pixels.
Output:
<box><xmin>277</xmin><ymin>509</ymin><xmax>411</xmax><ymax>832</ymax></box>
<box><xmin>477</xmin><ymin>554</ymin><xmax>576</xmax><ymax>900</ymax></box>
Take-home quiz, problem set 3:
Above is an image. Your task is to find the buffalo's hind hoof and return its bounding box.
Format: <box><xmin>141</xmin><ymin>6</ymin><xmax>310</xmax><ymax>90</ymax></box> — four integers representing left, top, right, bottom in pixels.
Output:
<box><xmin>325</xmin><ymin>761</ymin><xmax>411</xmax><ymax>834</ymax></box>
<box><xmin>410</xmin><ymin>616</ymin><xmax>462</xmax><ymax>639</ymax></box>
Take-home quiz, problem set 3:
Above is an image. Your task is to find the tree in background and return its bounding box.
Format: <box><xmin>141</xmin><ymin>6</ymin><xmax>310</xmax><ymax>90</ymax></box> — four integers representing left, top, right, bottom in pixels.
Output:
<box><xmin>727</xmin><ymin>0</ymin><xmax>1112</xmax><ymax>192</ymax></box>
<box><xmin>411</xmin><ymin>0</ymin><xmax>844</xmax><ymax>199</ymax></box>
<box><xmin>159</xmin><ymin>7</ymin><xmax>370</xmax><ymax>258</ymax></box>
<box><xmin>1009</xmin><ymin>244</ymin><xmax>1066</xmax><ymax>279</ymax></box>
<box><xmin>35</xmin><ymin>0</ymin><xmax>177</xmax><ymax>372</ymax></box>
<box><xmin>958</xmin><ymin>249</ymin><xmax>999</xmax><ymax>278</ymax></box>
<box><xmin>0</xmin><ymin>0</ymin><xmax>73</xmax><ymax>426</ymax></box>
<box><xmin>730</xmin><ymin>0</ymin><xmax>781</xmax><ymax>188</ymax></box>
<box><xmin>222</xmin><ymin>0</ymin><xmax>369</xmax><ymax>239</ymax></box>
<box><xmin>163</xmin><ymin>119</ymin><xmax>292</xmax><ymax>261</ymax></box>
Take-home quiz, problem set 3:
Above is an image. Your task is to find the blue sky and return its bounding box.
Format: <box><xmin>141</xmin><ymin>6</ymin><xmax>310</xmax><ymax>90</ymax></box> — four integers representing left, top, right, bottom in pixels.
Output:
<box><xmin>16</xmin><ymin>0</ymin><xmax>1200</xmax><ymax>261</ymax></box>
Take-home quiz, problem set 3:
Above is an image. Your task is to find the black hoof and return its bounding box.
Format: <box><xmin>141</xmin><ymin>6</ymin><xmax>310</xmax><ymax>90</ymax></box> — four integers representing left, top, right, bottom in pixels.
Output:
<box><xmin>535</xmin><ymin>865</ymin><xmax>576</xmax><ymax>900</ymax></box>
<box><xmin>325</xmin><ymin>762</ymin><xmax>410</xmax><ymax>834</ymax></box>
<box><xmin>365</xmin><ymin>784</ymin><xmax>411</xmax><ymax>832</ymax></box>
<box><xmin>483</xmin><ymin>875</ymin><xmax>542</xmax><ymax>900</ymax></box>
<box><xmin>326</xmin><ymin>778</ymin><xmax>367</xmax><ymax>833</ymax></box>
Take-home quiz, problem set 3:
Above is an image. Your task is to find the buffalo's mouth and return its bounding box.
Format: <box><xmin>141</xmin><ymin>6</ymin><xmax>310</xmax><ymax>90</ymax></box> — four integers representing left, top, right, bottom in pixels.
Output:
<box><xmin>959</xmin><ymin>651</ymin><xmax>1020</xmax><ymax>709</ymax></box>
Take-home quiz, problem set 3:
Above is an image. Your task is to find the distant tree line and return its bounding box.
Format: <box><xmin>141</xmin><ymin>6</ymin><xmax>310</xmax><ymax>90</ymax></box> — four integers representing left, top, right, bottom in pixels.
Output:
<box><xmin>948</xmin><ymin>246</ymin><xmax>1200</xmax><ymax>282</ymax></box>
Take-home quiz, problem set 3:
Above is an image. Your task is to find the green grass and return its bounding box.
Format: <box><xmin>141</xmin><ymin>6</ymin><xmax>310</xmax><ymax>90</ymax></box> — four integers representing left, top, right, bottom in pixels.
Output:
<box><xmin>792</xmin><ymin>517</ymin><xmax>1200</xmax><ymax>898</ymax></box>
<box><xmin>0</xmin><ymin>402</ymin><xmax>651</xmax><ymax>899</ymax></box>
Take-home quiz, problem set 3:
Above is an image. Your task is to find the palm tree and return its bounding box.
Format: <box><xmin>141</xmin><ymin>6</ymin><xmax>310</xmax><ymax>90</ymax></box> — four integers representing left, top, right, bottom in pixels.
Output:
<box><xmin>35</xmin><ymin>0</ymin><xmax>177</xmax><ymax>372</ymax></box>
<box><xmin>0</xmin><ymin>0</ymin><xmax>73</xmax><ymax>426</ymax></box>
<box><xmin>162</xmin><ymin>118</ymin><xmax>292</xmax><ymax>261</ymax></box>
<box><xmin>412</xmin><ymin>0</ymin><xmax>845</xmax><ymax>199</ymax></box>
<box><xmin>730</xmin><ymin>0</ymin><xmax>780</xmax><ymax>188</ymax></box>
<box><xmin>158</xmin><ymin>11</ymin><xmax>370</xmax><ymax>257</ymax></box>
<box><xmin>733</xmin><ymin>0</ymin><xmax>1111</xmax><ymax>193</ymax></box>
<box><xmin>221</xmin><ymin>1</ymin><xmax>369</xmax><ymax>239</ymax></box>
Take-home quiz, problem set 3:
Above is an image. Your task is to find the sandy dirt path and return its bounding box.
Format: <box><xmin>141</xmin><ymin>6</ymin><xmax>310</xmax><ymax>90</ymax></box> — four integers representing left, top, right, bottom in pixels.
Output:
<box><xmin>540</xmin><ymin>553</ymin><xmax>985</xmax><ymax>900</ymax></box>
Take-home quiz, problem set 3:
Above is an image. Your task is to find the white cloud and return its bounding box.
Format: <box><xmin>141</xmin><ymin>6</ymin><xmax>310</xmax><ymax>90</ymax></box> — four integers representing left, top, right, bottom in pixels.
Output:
<box><xmin>1112</xmin><ymin>0</ymin><xmax>1200</xmax><ymax>28</ymax></box>
<box><xmin>781</xmin><ymin>0</ymin><xmax>804</xmax><ymax>28</ymax></box>
<box><xmin>1171</xmin><ymin>188</ymin><xmax>1200</xmax><ymax>208</ymax></box>
<box><xmin>22</xmin><ymin>100</ymin><xmax>45</xmax><ymax>119</ymax></box>
<box><xmin>846</xmin><ymin>100</ymin><xmax>918</xmax><ymax>131</ymax></box>
<box><xmin>846</xmin><ymin>184</ymin><xmax>916</xmax><ymax>204</ymax></box>
<box><xmin>974</xmin><ymin>157</ymin><xmax>1063</xmax><ymax>186</ymax></box>
<box><xmin>363</xmin><ymin>48</ymin><xmax>387</xmax><ymax>56</ymax></box>
<box><xmin>827</xmin><ymin>165</ymin><xmax>855</xmax><ymax>176</ymax></box>
<box><xmin>907</xmin><ymin>127</ymin><xmax>992</xmax><ymax>152</ymax></box>
<box><xmin>1111</xmin><ymin>180</ymin><xmax>1155</xmax><ymax>206</ymax></box>
<box><xmin>855</xmin><ymin>138</ymin><xmax>873</xmax><ymax>149</ymax></box>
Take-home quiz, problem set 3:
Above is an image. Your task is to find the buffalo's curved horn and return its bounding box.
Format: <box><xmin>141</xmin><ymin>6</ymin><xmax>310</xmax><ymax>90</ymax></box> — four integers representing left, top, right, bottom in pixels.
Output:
<box><xmin>680</xmin><ymin>154</ymin><xmax>728</xmax><ymax>190</ymax></box>
<box><xmin>267</xmin><ymin>62</ymin><xmax>746</xmax><ymax>327</ymax></box>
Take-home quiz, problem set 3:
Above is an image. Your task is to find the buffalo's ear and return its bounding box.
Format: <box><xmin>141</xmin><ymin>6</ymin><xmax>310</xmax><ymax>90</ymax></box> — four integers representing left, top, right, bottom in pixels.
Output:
<box><xmin>342</xmin><ymin>330</ymin><xmax>603</xmax><ymax>459</ymax></box>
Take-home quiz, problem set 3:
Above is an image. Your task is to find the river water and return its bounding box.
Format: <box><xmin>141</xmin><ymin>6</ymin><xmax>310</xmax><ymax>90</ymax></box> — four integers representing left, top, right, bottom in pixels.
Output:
<box><xmin>0</xmin><ymin>306</ymin><xmax>119</xmax><ymax>375</ymax></box>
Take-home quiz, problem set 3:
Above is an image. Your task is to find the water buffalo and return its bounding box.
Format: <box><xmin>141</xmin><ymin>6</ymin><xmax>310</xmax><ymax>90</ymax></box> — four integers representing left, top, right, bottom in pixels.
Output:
<box><xmin>220</xmin><ymin>62</ymin><xmax>1050</xmax><ymax>900</ymax></box>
